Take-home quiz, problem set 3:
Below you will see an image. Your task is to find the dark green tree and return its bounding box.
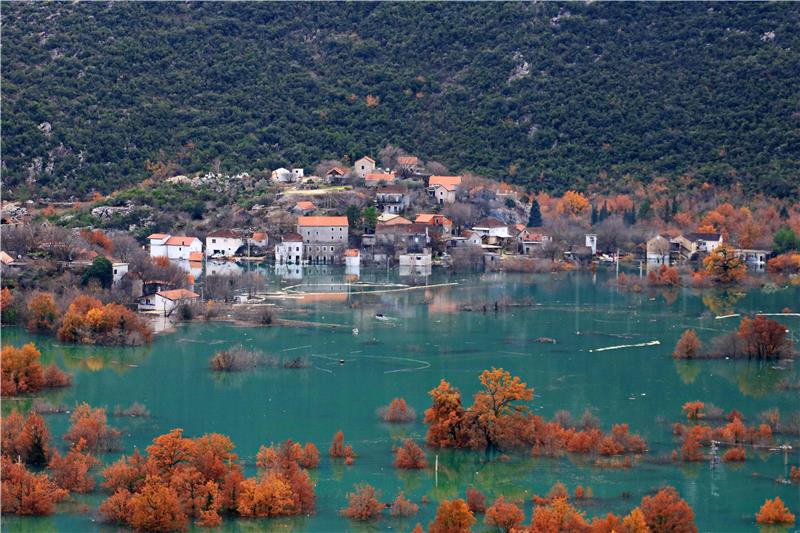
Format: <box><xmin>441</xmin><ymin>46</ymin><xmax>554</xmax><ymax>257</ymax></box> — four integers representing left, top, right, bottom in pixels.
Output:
<box><xmin>362</xmin><ymin>206</ymin><xmax>378</xmax><ymax>234</ymax></box>
<box><xmin>81</xmin><ymin>256</ymin><xmax>113</xmax><ymax>288</ymax></box>
<box><xmin>346</xmin><ymin>205</ymin><xmax>362</xmax><ymax>228</ymax></box>
<box><xmin>773</xmin><ymin>226</ymin><xmax>800</xmax><ymax>254</ymax></box>
<box><xmin>638</xmin><ymin>198</ymin><xmax>653</xmax><ymax>220</ymax></box>
<box><xmin>527</xmin><ymin>199</ymin><xmax>542</xmax><ymax>227</ymax></box>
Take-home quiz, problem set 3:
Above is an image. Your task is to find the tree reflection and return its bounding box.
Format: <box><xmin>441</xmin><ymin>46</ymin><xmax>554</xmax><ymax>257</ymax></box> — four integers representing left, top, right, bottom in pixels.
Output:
<box><xmin>701</xmin><ymin>289</ymin><xmax>746</xmax><ymax>317</ymax></box>
<box><xmin>674</xmin><ymin>360</ymin><xmax>701</xmax><ymax>385</ymax></box>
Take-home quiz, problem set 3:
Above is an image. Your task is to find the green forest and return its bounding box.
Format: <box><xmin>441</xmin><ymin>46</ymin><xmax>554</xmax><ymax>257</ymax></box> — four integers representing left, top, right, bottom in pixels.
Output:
<box><xmin>2</xmin><ymin>2</ymin><xmax>799</xmax><ymax>199</ymax></box>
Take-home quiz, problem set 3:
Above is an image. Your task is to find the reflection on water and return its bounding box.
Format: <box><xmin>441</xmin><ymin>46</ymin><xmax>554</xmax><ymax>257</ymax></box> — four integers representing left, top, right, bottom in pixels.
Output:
<box><xmin>1</xmin><ymin>268</ymin><xmax>798</xmax><ymax>532</ymax></box>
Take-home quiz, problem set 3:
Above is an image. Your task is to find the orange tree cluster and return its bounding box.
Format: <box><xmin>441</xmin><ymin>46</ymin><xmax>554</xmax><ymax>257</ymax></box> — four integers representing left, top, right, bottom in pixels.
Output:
<box><xmin>673</xmin><ymin>402</ymin><xmax>773</xmax><ymax>462</ymax></box>
<box><xmin>57</xmin><ymin>294</ymin><xmax>152</xmax><ymax>346</ymax></box>
<box><xmin>423</xmin><ymin>368</ymin><xmax>646</xmax><ymax>456</ymax></box>
<box><xmin>1</xmin><ymin>342</ymin><xmax>71</xmax><ymax>396</ymax></box>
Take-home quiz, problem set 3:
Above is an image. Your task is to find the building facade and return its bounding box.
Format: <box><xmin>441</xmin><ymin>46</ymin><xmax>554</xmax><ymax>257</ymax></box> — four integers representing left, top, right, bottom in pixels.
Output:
<box><xmin>297</xmin><ymin>216</ymin><xmax>349</xmax><ymax>264</ymax></box>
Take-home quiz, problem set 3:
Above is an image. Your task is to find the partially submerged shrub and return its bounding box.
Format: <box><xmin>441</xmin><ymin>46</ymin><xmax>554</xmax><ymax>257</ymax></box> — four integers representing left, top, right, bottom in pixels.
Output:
<box><xmin>378</xmin><ymin>398</ymin><xmax>417</xmax><ymax>423</ymax></box>
<box><xmin>210</xmin><ymin>346</ymin><xmax>262</xmax><ymax>371</ymax></box>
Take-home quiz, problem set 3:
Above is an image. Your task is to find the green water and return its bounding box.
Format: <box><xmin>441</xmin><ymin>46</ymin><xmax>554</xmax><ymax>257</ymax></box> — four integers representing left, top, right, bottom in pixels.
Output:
<box><xmin>2</xmin><ymin>269</ymin><xmax>799</xmax><ymax>532</ymax></box>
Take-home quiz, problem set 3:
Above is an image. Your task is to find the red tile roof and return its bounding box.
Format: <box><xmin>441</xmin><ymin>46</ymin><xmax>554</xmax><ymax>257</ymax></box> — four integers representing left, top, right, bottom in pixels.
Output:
<box><xmin>157</xmin><ymin>289</ymin><xmax>200</xmax><ymax>301</ymax></box>
<box><xmin>428</xmin><ymin>175</ymin><xmax>462</xmax><ymax>188</ymax></box>
<box><xmin>297</xmin><ymin>216</ymin><xmax>349</xmax><ymax>227</ymax></box>
<box><xmin>365</xmin><ymin>172</ymin><xmax>395</xmax><ymax>183</ymax></box>
<box><xmin>188</xmin><ymin>252</ymin><xmax>204</xmax><ymax>262</ymax></box>
<box><xmin>147</xmin><ymin>233</ymin><xmax>170</xmax><ymax>240</ymax></box>
<box><xmin>296</xmin><ymin>201</ymin><xmax>316</xmax><ymax>210</ymax></box>
<box><xmin>165</xmin><ymin>236</ymin><xmax>199</xmax><ymax>246</ymax></box>
<box><xmin>397</xmin><ymin>156</ymin><xmax>419</xmax><ymax>166</ymax></box>
<box><xmin>252</xmin><ymin>232</ymin><xmax>267</xmax><ymax>241</ymax></box>
<box><xmin>344</xmin><ymin>249</ymin><xmax>360</xmax><ymax>257</ymax></box>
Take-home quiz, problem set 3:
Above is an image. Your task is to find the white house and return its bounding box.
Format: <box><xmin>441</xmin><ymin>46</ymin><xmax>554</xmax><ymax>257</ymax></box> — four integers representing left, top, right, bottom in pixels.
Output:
<box><xmin>291</xmin><ymin>168</ymin><xmax>305</xmax><ymax>180</ymax></box>
<box><xmin>138</xmin><ymin>288</ymin><xmax>200</xmax><ymax>315</ymax></box>
<box><xmin>428</xmin><ymin>175</ymin><xmax>461</xmax><ymax>205</ymax></box>
<box><xmin>271</xmin><ymin>168</ymin><xmax>295</xmax><ymax>183</ymax></box>
<box><xmin>250</xmin><ymin>232</ymin><xmax>268</xmax><ymax>248</ymax></box>
<box><xmin>345</xmin><ymin>248</ymin><xmax>360</xmax><ymax>269</ymax></box>
<box><xmin>354</xmin><ymin>156</ymin><xmax>376</xmax><ymax>179</ymax></box>
<box><xmin>472</xmin><ymin>218</ymin><xmax>511</xmax><ymax>240</ymax></box>
<box><xmin>585</xmin><ymin>234</ymin><xmax>597</xmax><ymax>255</ymax></box>
<box><xmin>205</xmin><ymin>230</ymin><xmax>243</xmax><ymax>258</ymax></box>
<box><xmin>684</xmin><ymin>232</ymin><xmax>723</xmax><ymax>253</ymax></box>
<box><xmin>275</xmin><ymin>233</ymin><xmax>304</xmax><ymax>265</ymax></box>
<box><xmin>399</xmin><ymin>251</ymin><xmax>432</xmax><ymax>268</ymax></box>
<box><xmin>645</xmin><ymin>234</ymin><xmax>672</xmax><ymax>264</ymax></box>
<box><xmin>112</xmin><ymin>262</ymin><xmax>129</xmax><ymax>287</ymax></box>
<box><xmin>148</xmin><ymin>233</ymin><xmax>170</xmax><ymax>257</ymax></box>
<box><xmin>165</xmin><ymin>236</ymin><xmax>203</xmax><ymax>261</ymax></box>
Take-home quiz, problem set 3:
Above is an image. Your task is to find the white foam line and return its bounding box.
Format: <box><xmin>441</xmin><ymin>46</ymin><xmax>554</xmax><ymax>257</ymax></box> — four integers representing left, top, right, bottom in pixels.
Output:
<box><xmin>281</xmin><ymin>345</ymin><xmax>312</xmax><ymax>352</ymax></box>
<box><xmin>589</xmin><ymin>340</ymin><xmax>660</xmax><ymax>352</ymax></box>
<box><xmin>715</xmin><ymin>314</ymin><xmax>741</xmax><ymax>319</ymax></box>
<box><xmin>314</xmin><ymin>366</ymin><xmax>334</xmax><ymax>374</ymax></box>
<box><xmin>757</xmin><ymin>313</ymin><xmax>800</xmax><ymax>317</ymax></box>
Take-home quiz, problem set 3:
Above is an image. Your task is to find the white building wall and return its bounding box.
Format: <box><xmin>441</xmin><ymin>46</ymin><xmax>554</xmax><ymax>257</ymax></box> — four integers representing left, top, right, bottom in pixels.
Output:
<box><xmin>205</xmin><ymin>237</ymin><xmax>243</xmax><ymax>258</ymax></box>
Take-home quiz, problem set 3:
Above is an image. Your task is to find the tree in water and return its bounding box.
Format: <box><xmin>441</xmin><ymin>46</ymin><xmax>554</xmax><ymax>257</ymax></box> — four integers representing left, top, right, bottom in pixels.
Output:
<box><xmin>429</xmin><ymin>499</ymin><xmax>475</xmax><ymax>533</ymax></box>
<box><xmin>703</xmin><ymin>244</ymin><xmax>746</xmax><ymax>284</ymax></box>
<box><xmin>341</xmin><ymin>483</ymin><xmax>385</xmax><ymax>521</ymax></box>
<box><xmin>673</xmin><ymin>330</ymin><xmax>702</xmax><ymax>359</ymax></box>
<box><xmin>485</xmin><ymin>496</ymin><xmax>524</xmax><ymax>532</ymax></box>
<box><xmin>639</xmin><ymin>487</ymin><xmax>697</xmax><ymax>533</ymax></box>
<box><xmin>394</xmin><ymin>439</ymin><xmax>427</xmax><ymax>469</ymax></box>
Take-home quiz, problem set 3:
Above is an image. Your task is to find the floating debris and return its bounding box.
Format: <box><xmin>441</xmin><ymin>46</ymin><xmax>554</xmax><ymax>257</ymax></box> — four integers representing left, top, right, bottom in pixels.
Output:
<box><xmin>589</xmin><ymin>340</ymin><xmax>660</xmax><ymax>352</ymax></box>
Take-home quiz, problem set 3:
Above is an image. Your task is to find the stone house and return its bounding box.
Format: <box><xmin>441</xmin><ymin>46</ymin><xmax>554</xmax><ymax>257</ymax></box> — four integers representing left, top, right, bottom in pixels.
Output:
<box><xmin>297</xmin><ymin>216</ymin><xmax>349</xmax><ymax>264</ymax></box>
<box><xmin>376</xmin><ymin>185</ymin><xmax>410</xmax><ymax>214</ymax></box>
<box><xmin>354</xmin><ymin>156</ymin><xmax>376</xmax><ymax>179</ymax></box>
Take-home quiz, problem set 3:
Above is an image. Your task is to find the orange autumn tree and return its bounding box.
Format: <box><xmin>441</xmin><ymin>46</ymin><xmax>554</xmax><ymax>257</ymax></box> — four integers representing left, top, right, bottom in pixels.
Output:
<box><xmin>252</xmin><ymin>439</ymin><xmax>316</xmax><ymax>515</ymax></box>
<box><xmin>525</xmin><ymin>497</ymin><xmax>589</xmax><ymax>532</ymax></box>
<box><xmin>1</xmin><ymin>287</ymin><xmax>13</xmax><ymax>312</ymax></box>
<box><xmin>467</xmin><ymin>368</ymin><xmax>534</xmax><ymax>450</ymax></box>
<box><xmin>1</xmin><ymin>342</ymin><xmax>72</xmax><ymax>397</ymax></box>
<box><xmin>557</xmin><ymin>191</ymin><xmax>590</xmax><ymax>217</ymax></box>
<box><xmin>329</xmin><ymin>430</ymin><xmax>356</xmax><ymax>463</ymax></box>
<box><xmin>58</xmin><ymin>294</ymin><xmax>152</xmax><ymax>346</ymax></box>
<box><xmin>380</xmin><ymin>397</ymin><xmax>417</xmax><ymax>423</ymax></box>
<box><xmin>647</xmin><ymin>265</ymin><xmax>679</xmax><ymax>286</ymax></box>
<box><xmin>1</xmin><ymin>455</ymin><xmax>68</xmax><ymax>516</ymax></box>
<box><xmin>640</xmin><ymin>487</ymin><xmax>697</xmax><ymax>533</ymax></box>
<box><xmin>390</xmin><ymin>492</ymin><xmax>418</xmax><ymax>517</ymax></box>
<box><xmin>737</xmin><ymin>315</ymin><xmax>792</xmax><ymax>360</ymax></box>
<box><xmin>341</xmin><ymin>483</ymin><xmax>385</xmax><ymax>520</ymax></box>
<box><xmin>49</xmin><ymin>442</ymin><xmax>101</xmax><ymax>493</ymax></box>
<box><xmin>237</xmin><ymin>473</ymin><xmax>295</xmax><ymax>518</ymax></box>
<box><xmin>466</xmin><ymin>486</ymin><xmax>486</xmax><ymax>513</ymax></box>
<box><xmin>100</xmin><ymin>429</ymin><xmax>245</xmax><ymax>530</ymax></box>
<box><xmin>681</xmin><ymin>401</ymin><xmax>705</xmax><ymax>420</ymax></box>
<box><xmin>394</xmin><ymin>439</ymin><xmax>428</xmax><ymax>469</ymax></box>
<box><xmin>703</xmin><ymin>244</ymin><xmax>745</xmax><ymax>284</ymax></box>
<box><xmin>485</xmin><ymin>496</ymin><xmax>525</xmax><ymax>532</ymax></box>
<box><xmin>2</xmin><ymin>411</ymin><xmax>51</xmax><ymax>467</ymax></box>
<box><xmin>64</xmin><ymin>403</ymin><xmax>121</xmax><ymax>452</ymax></box>
<box><xmin>429</xmin><ymin>498</ymin><xmax>475</xmax><ymax>533</ymax></box>
<box><xmin>424</xmin><ymin>379</ymin><xmax>467</xmax><ymax>448</ymax></box>
<box><xmin>756</xmin><ymin>497</ymin><xmax>795</xmax><ymax>525</ymax></box>
<box><xmin>621</xmin><ymin>507</ymin><xmax>650</xmax><ymax>533</ymax></box>
<box><xmin>673</xmin><ymin>330</ymin><xmax>702</xmax><ymax>359</ymax></box>
<box><xmin>27</xmin><ymin>292</ymin><xmax>59</xmax><ymax>332</ymax></box>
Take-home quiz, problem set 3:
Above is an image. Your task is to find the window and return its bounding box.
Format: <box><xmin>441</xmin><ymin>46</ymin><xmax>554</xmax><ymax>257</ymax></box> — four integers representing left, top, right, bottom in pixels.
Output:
<box><xmin>212</xmin><ymin>239</ymin><xmax>216</xmax><ymax>243</ymax></box>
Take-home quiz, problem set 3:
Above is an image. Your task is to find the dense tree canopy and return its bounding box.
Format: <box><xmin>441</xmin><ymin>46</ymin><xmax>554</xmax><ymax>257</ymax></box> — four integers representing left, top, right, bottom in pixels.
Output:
<box><xmin>3</xmin><ymin>3</ymin><xmax>799</xmax><ymax>199</ymax></box>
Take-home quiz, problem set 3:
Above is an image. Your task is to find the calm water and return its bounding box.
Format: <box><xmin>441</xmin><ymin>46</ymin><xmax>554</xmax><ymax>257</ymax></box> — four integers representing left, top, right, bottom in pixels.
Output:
<box><xmin>2</xmin><ymin>268</ymin><xmax>799</xmax><ymax>532</ymax></box>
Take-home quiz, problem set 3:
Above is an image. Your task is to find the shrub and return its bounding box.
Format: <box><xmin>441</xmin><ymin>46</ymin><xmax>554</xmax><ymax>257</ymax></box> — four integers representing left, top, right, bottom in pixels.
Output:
<box><xmin>390</xmin><ymin>492</ymin><xmax>418</xmax><ymax>517</ymax></box>
<box><xmin>341</xmin><ymin>483</ymin><xmax>385</xmax><ymax>521</ymax></box>
<box><xmin>755</xmin><ymin>497</ymin><xmax>795</xmax><ymax>525</ymax></box>
<box><xmin>394</xmin><ymin>439</ymin><xmax>427</xmax><ymax>469</ymax></box>
<box><xmin>673</xmin><ymin>330</ymin><xmax>702</xmax><ymax>359</ymax></box>
<box><xmin>379</xmin><ymin>397</ymin><xmax>417</xmax><ymax>423</ymax></box>
<box><xmin>485</xmin><ymin>496</ymin><xmax>524</xmax><ymax>533</ymax></box>
<box><xmin>209</xmin><ymin>346</ymin><xmax>263</xmax><ymax>371</ymax></box>
<box><xmin>722</xmin><ymin>447</ymin><xmax>746</xmax><ymax>462</ymax></box>
<box><xmin>466</xmin><ymin>487</ymin><xmax>486</xmax><ymax>513</ymax></box>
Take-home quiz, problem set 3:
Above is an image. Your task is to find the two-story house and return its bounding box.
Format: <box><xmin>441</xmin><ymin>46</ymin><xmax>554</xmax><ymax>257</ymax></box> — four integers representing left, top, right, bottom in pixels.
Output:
<box><xmin>376</xmin><ymin>186</ymin><xmax>410</xmax><ymax>214</ymax></box>
<box><xmin>354</xmin><ymin>156</ymin><xmax>376</xmax><ymax>179</ymax></box>
<box><xmin>428</xmin><ymin>175</ymin><xmax>462</xmax><ymax>204</ymax></box>
<box><xmin>297</xmin><ymin>216</ymin><xmax>349</xmax><ymax>264</ymax></box>
<box><xmin>205</xmin><ymin>230</ymin><xmax>243</xmax><ymax>258</ymax></box>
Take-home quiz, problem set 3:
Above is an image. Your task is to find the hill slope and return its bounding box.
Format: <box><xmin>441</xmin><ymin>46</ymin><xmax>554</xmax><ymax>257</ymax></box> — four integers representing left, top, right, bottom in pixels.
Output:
<box><xmin>2</xmin><ymin>2</ymin><xmax>799</xmax><ymax>198</ymax></box>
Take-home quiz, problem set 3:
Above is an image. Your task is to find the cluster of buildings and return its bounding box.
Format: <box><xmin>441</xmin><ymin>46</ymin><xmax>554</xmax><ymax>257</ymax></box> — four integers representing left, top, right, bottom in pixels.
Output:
<box><xmin>644</xmin><ymin>232</ymin><xmax>769</xmax><ymax>267</ymax></box>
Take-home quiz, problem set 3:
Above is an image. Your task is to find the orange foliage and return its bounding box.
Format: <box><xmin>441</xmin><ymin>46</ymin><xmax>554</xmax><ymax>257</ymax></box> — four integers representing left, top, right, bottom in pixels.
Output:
<box><xmin>128</xmin><ymin>477</ymin><xmax>188</xmax><ymax>532</ymax></box>
<box><xmin>789</xmin><ymin>465</ymin><xmax>799</xmax><ymax>483</ymax></box>
<box><xmin>237</xmin><ymin>472</ymin><xmax>294</xmax><ymax>517</ymax></box>
<box><xmin>557</xmin><ymin>191</ymin><xmax>590</xmax><ymax>217</ymax></box>
<box><xmin>329</xmin><ymin>430</ymin><xmax>355</xmax><ymax>462</ymax></box>
<box><xmin>81</xmin><ymin>229</ymin><xmax>114</xmax><ymax>253</ymax></box>
<box><xmin>1</xmin><ymin>455</ymin><xmax>67</xmax><ymax>515</ymax></box>
<box><xmin>1</xmin><ymin>287</ymin><xmax>13</xmax><ymax>312</ymax></box>
<box><xmin>1</xmin><ymin>343</ymin><xmax>44</xmax><ymax>396</ymax></box>
<box><xmin>485</xmin><ymin>496</ymin><xmax>525</xmax><ymax>532</ymax></box>
<box><xmin>647</xmin><ymin>265</ymin><xmax>679</xmax><ymax>286</ymax></box>
<box><xmin>737</xmin><ymin>315</ymin><xmax>791</xmax><ymax>360</ymax></box>
<box><xmin>1</xmin><ymin>411</ymin><xmax>51</xmax><ymax>467</ymax></box>
<box><xmin>49</xmin><ymin>443</ymin><xmax>101</xmax><ymax>493</ymax></box>
<box><xmin>574</xmin><ymin>485</ymin><xmax>592</xmax><ymax>500</ymax></box>
<box><xmin>722</xmin><ymin>447</ymin><xmax>746</xmax><ymax>462</ymax></box>
<box><xmin>682</xmin><ymin>401</ymin><xmax>705</xmax><ymax>420</ymax></box>
<box><xmin>526</xmin><ymin>498</ymin><xmax>589</xmax><ymax>533</ymax></box>
<box><xmin>58</xmin><ymin>294</ymin><xmax>153</xmax><ymax>346</ymax></box>
<box><xmin>590</xmin><ymin>512</ymin><xmax>622</xmax><ymax>532</ymax></box>
<box><xmin>64</xmin><ymin>403</ymin><xmax>121</xmax><ymax>452</ymax></box>
<box><xmin>424</xmin><ymin>379</ymin><xmax>467</xmax><ymax>448</ymax></box>
<box><xmin>101</xmin><ymin>449</ymin><xmax>149</xmax><ymax>493</ymax></box>
<box><xmin>300</xmin><ymin>443</ymin><xmax>320</xmax><ymax>469</ymax></box>
<box><xmin>153</xmin><ymin>256</ymin><xmax>171</xmax><ymax>268</ymax></box>
<box><xmin>621</xmin><ymin>507</ymin><xmax>650</xmax><ymax>533</ymax></box>
<box><xmin>466</xmin><ymin>486</ymin><xmax>486</xmax><ymax>513</ymax></box>
<box><xmin>341</xmin><ymin>483</ymin><xmax>385</xmax><ymax>520</ymax></box>
<box><xmin>382</xmin><ymin>397</ymin><xmax>416</xmax><ymax>422</ymax></box>
<box><xmin>429</xmin><ymin>499</ymin><xmax>475</xmax><ymax>533</ymax></box>
<box><xmin>27</xmin><ymin>292</ymin><xmax>59</xmax><ymax>332</ymax></box>
<box><xmin>673</xmin><ymin>330</ymin><xmax>702</xmax><ymax>359</ymax></box>
<box><xmin>767</xmin><ymin>253</ymin><xmax>800</xmax><ymax>274</ymax></box>
<box><xmin>365</xmin><ymin>94</ymin><xmax>380</xmax><ymax>107</ymax></box>
<box><xmin>755</xmin><ymin>497</ymin><xmax>795</xmax><ymax>525</ymax></box>
<box><xmin>703</xmin><ymin>244</ymin><xmax>746</xmax><ymax>284</ymax></box>
<box><xmin>390</xmin><ymin>491</ymin><xmax>419</xmax><ymax>517</ymax></box>
<box><xmin>640</xmin><ymin>487</ymin><xmax>697</xmax><ymax>533</ymax></box>
<box><xmin>395</xmin><ymin>439</ymin><xmax>428</xmax><ymax>469</ymax></box>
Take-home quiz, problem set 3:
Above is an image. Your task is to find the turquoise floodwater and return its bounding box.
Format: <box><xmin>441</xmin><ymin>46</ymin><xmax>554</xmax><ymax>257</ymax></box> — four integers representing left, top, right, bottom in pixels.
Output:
<box><xmin>2</xmin><ymin>268</ymin><xmax>799</xmax><ymax>532</ymax></box>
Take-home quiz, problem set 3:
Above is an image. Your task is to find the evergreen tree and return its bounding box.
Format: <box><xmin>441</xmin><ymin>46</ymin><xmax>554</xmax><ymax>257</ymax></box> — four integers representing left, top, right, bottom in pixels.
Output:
<box><xmin>527</xmin><ymin>199</ymin><xmax>542</xmax><ymax>227</ymax></box>
<box><xmin>590</xmin><ymin>204</ymin><xmax>598</xmax><ymax>225</ymax></box>
<box><xmin>81</xmin><ymin>256</ymin><xmax>113</xmax><ymax>288</ymax></box>
<box><xmin>773</xmin><ymin>226</ymin><xmax>800</xmax><ymax>254</ymax></box>
<box><xmin>638</xmin><ymin>198</ymin><xmax>653</xmax><ymax>220</ymax></box>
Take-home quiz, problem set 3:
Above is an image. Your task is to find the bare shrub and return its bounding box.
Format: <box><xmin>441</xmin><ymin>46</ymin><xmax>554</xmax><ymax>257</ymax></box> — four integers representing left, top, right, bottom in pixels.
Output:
<box><xmin>210</xmin><ymin>346</ymin><xmax>263</xmax><ymax>372</ymax></box>
<box><xmin>112</xmin><ymin>402</ymin><xmax>150</xmax><ymax>417</ymax></box>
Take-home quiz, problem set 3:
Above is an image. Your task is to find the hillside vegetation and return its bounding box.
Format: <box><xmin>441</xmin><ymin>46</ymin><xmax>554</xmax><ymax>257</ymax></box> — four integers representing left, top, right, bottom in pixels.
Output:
<box><xmin>2</xmin><ymin>2</ymin><xmax>799</xmax><ymax>199</ymax></box>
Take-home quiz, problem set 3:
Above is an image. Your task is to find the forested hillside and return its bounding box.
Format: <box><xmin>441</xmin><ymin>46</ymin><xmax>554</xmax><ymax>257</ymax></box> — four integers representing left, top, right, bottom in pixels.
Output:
<box><xmin>3</xmin><ymin>2</ymin><xmax>799</xmax><ymax>199</ymax></box>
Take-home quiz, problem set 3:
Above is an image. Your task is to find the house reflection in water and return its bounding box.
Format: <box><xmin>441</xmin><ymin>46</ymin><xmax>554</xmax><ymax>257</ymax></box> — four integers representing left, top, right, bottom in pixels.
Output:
<box><xmin>275</xmin><ymin>264</ymin><xmax>303</xmax><ymax>280</ymax></box>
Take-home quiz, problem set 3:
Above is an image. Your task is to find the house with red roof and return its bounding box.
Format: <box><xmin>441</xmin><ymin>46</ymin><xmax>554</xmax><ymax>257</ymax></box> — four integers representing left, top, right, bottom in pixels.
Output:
<box><xmin>205</xmin><ymin>230</ymin><xmax>243</xmax><ymax>259</ymax></box>
<box><xmin>297</xmin><ymin>216</ymin><xmax>349</xmax><ymax>264</ymax></box>
<box><xmin>354</xmin><ymin>156</ymin><xmax>376</xmax><ymax>179</ymax></box>
<box><xmin>428</xmin><ymin>175</ymin><xmax>462</xmax><ymax>204</ymax></box>
<box><xmin>138</xmin><ymin>288</ymin><xmax>200</xmax><ymax>315</ymax></box>
<box><xmin>415</xmin><ymin>214</ymin><xmax>453</xmax><ymax>236</ymax></box>
<box><xmin>365</xmin><ymin>172</ymin><xmax>395</xmax><ymax>187</ymax></box>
